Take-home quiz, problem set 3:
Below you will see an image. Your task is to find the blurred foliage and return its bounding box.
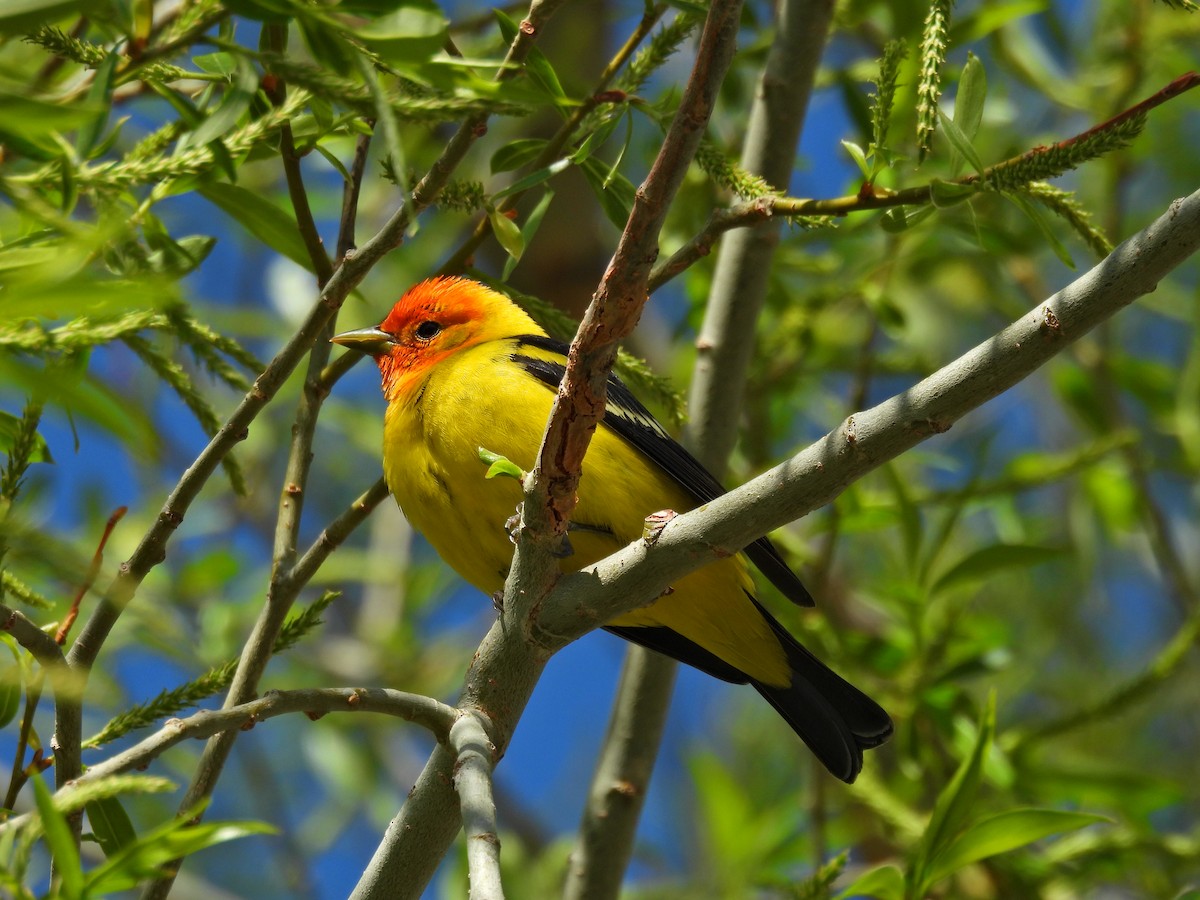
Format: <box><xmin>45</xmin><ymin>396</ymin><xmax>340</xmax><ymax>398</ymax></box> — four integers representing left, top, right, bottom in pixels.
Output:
<box><xmin>0</xmin><ymin>0</ymin><xmax>1198</xmax><ymax>896</ymax></box>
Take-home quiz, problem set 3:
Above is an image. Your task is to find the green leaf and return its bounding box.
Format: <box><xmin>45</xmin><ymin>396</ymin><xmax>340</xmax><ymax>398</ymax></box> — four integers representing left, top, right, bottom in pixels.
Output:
<box><xmin>1082</xmin><ymin>459</ymin><xmax>1139</xmax><ymax>533</ymax></box>
<box><xmin>0</xmin><ymin>638</ymin><xmax>21</xmax><ymax>730</ymax></box>
<box><xmin>145</xmin><ymin>234</ymin><xmax>218</xmax><ymax>277</ymax></box>
<box><xmin>490</xmin><ymin>157</ymin><xmax>571</xmax><ymax>202</ymax></box>
<box><xmin>689</xmin><ymin>752</ymin><xmax>755</xmax><ymax>873</ymax></box>
<box><xmin>927</xmin><ymin>809</ymin><xmax>1109</xmax><ymax>884</ymax></box>
<box><xmin>188</xmin><ymin>56</ymin><xmax>259</xmax><ymax>149</ymax></box>
<box><xmin>0</xmin><ymin>410</ymin><xmax>53</xmax><ymax>463</ymax></box>
<box><xmin>880</xmin><ymin>204</ymin><xmax>936</xmax><ymax>233</ymax></box>
<box><xmin>503</xmin><ymin>187</ymin><xmax>554</xmax><ymax>279</ymax></box>
<box><xmin>570</xmin><ymin>113</ymin><xmax>622</xmax><ymax>166</ymax></box>
<box><xmin>490</xmin><ymin>138</ymin><xmax>547</xmax><ymax>173</ymax></box>
<box><xmin>957</xmin><ymin>0</ymin><xmax>1048</xmax><ymax>43</ymax></box>
<box><xmin>193</xmin><ymin>52</ymin><xmax>238</xmax><ymax>76</ymax></box>
<box><xmin>841</xmin><ymin>139</ymin><xmax>871</xmax><ymax>180</ymax></box>
<box><xmin>580</xmin><ymin>157</ymin><xmax>636</xmax><ymax>230</ymax></box>
<box><xmin>33</xmin><ymin>773</ymin><xmax>84</xmax><ymax>900</ymax></box>
<box><xmin>836</xmin><ymin>864</ymin><xmax>904</xmax><ymax>900</ymax></box>
<box><xmin>295</xmin><ymin>17</ymin><xmax>351</xmax><ymax>73</ymax></box>
<box><xmin>0</xmin><ymin>0</ymin><xmax>102</xmax><ymax>35</ymax></box>
<box><xmin>884</xmin><ymin>464</ymin><xmax>922</xmax><ymax>569</ymax></box>
<box><xmin>478</xmin><ymin>447</ymin><xmax>523</xmax><ymax>481</ymax></box>
<box><xmin>953</xmin><ymin>53</ymin><xmax>987</xmax><ymax>143</ymax></box>
<box><xmin>198</xmin><ymin>182</ymin><xmax>313</xmax><ymax>271</ymax></box>
<box><xmin>0</xmin><ymin>358</ymin><xmax>157</xmax><ymax>452</ymax></box>
<box><xmin>85</xmin><ymin>817</ymin><xmax>276</xmax><ymax>894</ymax></box>
<box><xmin>929</xmin><ymin>177</ymin><xmax>978</xmax><ymax>207</ymax></box>
<box><xmin>0</xmin><ymin>90</ymin><xmax>103</xmax><ymax>157</ymax></box>
<box><xmin>932</xmin><ymin>544</ymin><xmax>1066</xmax><ymax>594</ymax></box>
<box><xmin>1051</xmin><ymin>365</ymin><xmax>1106</xmax><ymax>434</ymax></box>
<box><xmin>147</xmin><ymin>81</ymin><xmax>203</xmax><ymax>131</ymax></box>
<box><xmin>0</xmin><ymin>271</ymin><xmax>177</xmax><ymax>322</ymax></box>
<box><xmin>936</xmin><ymin>109</ymin><xmax>986</xmax><ymax>178</ymax></box>
<box><xmin>86</xmin><ymin>795</ymin><xmax>138</xmax><ymax>857</ymax></box>
<box><xmin>1007</xmin><ymin>190</ymin><xmax>1075</xmax><ymax>269</ymax></box>
<box><xmin>880</xmin><ymin>207</ymin><xmax>910</xmax><ymax>233</ymax></box>
<box><xmin>351</xmin><ymin>2</ymin><xmax>448</xmax><ymax>65</ymax></box>
<box><xmin>488</xmin><ymin>208</ymin><xmax>525</xmax><ymax>262</ymax></box>
<box><xmin>77</xmin><ymin>51</ymin><xmax>119</xmax><ymax>159</ymax></box>
<box><xmin>909</xmin><ymin>694</ymin><xmax>996</xmax><ymax>897</ymax></box>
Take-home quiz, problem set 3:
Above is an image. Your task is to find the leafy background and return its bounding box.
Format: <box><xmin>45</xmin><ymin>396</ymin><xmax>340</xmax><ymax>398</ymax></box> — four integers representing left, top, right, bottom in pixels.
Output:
<box><xmin>0</xmin><ymin>0</ymin><xmax>1198</xmax><ymax>897</ymax></box>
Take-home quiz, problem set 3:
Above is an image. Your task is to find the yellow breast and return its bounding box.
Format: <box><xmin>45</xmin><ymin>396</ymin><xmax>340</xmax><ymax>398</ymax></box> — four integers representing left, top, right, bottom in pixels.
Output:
<box><xmin>381</xmin><ymin>338</ymin><xmax>790</xmax><ymax>685</ymax></box>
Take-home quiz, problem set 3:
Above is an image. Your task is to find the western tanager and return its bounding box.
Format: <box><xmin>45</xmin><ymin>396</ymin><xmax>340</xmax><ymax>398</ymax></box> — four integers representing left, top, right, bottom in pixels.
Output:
<box><xmin>333</xmin><ymin>276</ymin><xmax>891</xmax><ymax>781</ymax></box>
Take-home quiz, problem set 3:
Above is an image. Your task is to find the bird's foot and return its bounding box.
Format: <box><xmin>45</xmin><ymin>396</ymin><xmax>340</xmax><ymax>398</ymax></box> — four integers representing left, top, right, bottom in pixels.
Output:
<box><xmin>505</xmin><ymin>507</ymin><xmax>522</xmax><ymax>545</ymax></box>
<box><xmin>642</xmin><ymin>509</ymin><xmax>678</xmax><ymax>546</ymax></box>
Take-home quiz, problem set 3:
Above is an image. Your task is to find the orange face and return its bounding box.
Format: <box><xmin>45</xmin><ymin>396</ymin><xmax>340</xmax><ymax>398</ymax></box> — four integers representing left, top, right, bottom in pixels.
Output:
<box><xmin>373</xmin><ymin>280</ymin><xmax>489</xmax><ymax>401</ymax></box>
<box><xmin>333</xmin><ymin>276</ymin><xmax>545</xmax><ymax>403</ymax></box>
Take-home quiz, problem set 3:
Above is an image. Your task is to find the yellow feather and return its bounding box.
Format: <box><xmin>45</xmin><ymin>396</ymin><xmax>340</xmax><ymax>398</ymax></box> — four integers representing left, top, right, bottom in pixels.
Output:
<box><xmin>383</xmin><ymin>334</ymin><xmax>790</xmax><ymax>686</ymax></box>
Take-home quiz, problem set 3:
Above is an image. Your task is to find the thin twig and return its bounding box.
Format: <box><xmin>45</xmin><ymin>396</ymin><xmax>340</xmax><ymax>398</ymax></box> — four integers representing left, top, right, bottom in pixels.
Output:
<box><xmin>338</xmin><ymin>132</ymin><xmax>374</xmax><ymax>261</ymax></box>
<box><xmin>437</xmin><ymin>4</ymin><xmax>668</xmax><ymax>275</ymax></box>
<box><xmin>562</xmin><ymin>647</ymin><xmax>677</xmax><ymax>900</ymax></box>
<box><xmin>0</xmin><ymin>604</ymin><xmax>72</xmax><ymax>831</ymax></box>
<box><xmin>290</xmin><ymin>478</ymin><xmax>391</xmax><ymax>588</ymax></box>
<box><xmin>55</xmin><ymin>507</ymin><xmax>127</xmax><ymax>647</ymax></box>
<box><xmin>450</xmin><ymin>715</ymin><xmax>503</xmax><ymax>900</ymax></box>
<box><xmin>0</xmin><ymin>687</ymin><xmax>460</xmax><ymax>836</ymax></box>
<box><xmin>1</xmin><ymin>605</ymin><xmax>64</xmax><ymax>669</ymax></box>
<box><xmin>650</xmin><ymin>72</ymin><xmax>1200</xmax><ymax>291</ymax></box>
<box><xmin>279</xmin><ymin>118</ymin><xmax>334</xmax><ymax>283</ymax></box>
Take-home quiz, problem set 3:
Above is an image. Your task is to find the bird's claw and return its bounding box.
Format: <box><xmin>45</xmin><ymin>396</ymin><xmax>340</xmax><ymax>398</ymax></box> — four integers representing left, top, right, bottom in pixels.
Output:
<box><xmin>505</xmin><ymin>505</ymin><xmax>573</xmax><ymax>557</ymax></box>
<box><xmin>505</xmin><ymin>508</ymin><xmax>522</xmax><ymax>545</ymax></box>
<box><xmin>642</xmin><ymin>509</ymin><xmax>678</xmax><ymax>546</ymax></box>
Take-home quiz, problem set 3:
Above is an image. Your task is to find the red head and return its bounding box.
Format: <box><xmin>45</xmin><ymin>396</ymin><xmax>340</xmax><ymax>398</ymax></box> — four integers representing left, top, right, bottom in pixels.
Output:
<box><xmin>332</xmin><ymin>276</ymin><xmax>545</xmax><ymax>402</ymax></box>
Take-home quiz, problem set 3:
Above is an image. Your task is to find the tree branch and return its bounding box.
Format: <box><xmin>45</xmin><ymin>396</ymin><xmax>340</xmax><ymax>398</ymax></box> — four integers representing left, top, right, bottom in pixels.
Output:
<box><xmin>0</xmin><ymin>688</ymin><xmax>460</xmax><ymax>836</ymax></box>
<box><xmin>516</xmin><ymin>0</ymin><xmax>744</xmax><ymax>545</ymax></box>
<box><xmin>449</xmin><ymin>714</ymin><xmax>503</xmax><ymax>900</ymax></box>
<box><xmin>534</xmin><ymin>189</ymin><xmax>1200</xmax><ymax>644</ymax></box>
<box><xmin>562</xmin><ymin>645</ymin><xmax>676</xmax><ymax>900</ymax></box>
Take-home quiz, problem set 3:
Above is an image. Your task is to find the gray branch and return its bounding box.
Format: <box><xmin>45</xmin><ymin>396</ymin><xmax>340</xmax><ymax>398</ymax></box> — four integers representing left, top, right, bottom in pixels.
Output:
<box><xmin>0</xmin><ymin>688</ymin><xmax>459</xmax><ymax>835</ymax></box>
<box><xmin>450</xmin><ymin>715</ymin><xmax>503</xmax><ymax>900</ymax></box>
<box><xmin>536</xmin><ymin>188</ymin><xmax>1200</xmax><ymax>643</ymax></box>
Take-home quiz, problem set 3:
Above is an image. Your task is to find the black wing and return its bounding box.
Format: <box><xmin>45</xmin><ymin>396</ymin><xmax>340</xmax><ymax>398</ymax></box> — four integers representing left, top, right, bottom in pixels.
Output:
<box><xmin>511</xmin><ymin>334</ymin><xmax>814</xmax><ymax>607</ymax></box>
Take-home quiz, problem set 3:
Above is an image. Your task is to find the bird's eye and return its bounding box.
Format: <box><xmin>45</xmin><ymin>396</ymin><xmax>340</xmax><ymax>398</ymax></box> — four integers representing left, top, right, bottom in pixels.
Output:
<box><xmin>414</xmin><ymin>320</ymin><xmax>442</xmax><ymax>341</ymax></box>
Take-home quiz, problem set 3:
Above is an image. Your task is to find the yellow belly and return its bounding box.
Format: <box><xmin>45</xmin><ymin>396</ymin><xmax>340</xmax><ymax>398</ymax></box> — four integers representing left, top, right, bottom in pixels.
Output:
<box><xmin>381</xmin><ymin>342</ymin><xmax>790</xmax><ymax>686</ymax></box>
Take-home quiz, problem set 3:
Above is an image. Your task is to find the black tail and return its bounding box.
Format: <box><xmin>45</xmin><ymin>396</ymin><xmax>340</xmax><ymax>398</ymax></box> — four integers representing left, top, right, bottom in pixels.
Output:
<box><xmin>745</xmin><ymin>599</ymin><xmax>892</xmax><ymax>782</ymax></box>
<box><xmin>605</xmin><ymin>598</ymin><xmax>892</xmax><ymax>783</ymax></box>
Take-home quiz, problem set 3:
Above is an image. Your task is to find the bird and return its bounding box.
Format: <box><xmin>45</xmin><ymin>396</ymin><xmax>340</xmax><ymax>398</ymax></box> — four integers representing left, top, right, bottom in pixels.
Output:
<box><xmin>332</xmin><ymin>275</ymin><xmax>892</xmax><ymax>782</ymax></box>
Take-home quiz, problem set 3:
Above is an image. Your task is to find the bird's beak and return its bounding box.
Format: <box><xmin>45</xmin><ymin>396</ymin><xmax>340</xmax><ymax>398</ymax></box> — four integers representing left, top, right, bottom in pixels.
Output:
<box><xmin>331</xmin><ymin>326</ymin><xmax>394</xmax><ymax>356</ymax></box>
